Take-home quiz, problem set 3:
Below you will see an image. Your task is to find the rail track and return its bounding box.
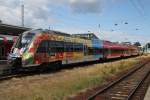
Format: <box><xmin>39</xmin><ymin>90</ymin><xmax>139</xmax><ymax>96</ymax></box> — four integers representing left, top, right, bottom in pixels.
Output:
<box><xmin>0</xmin><ymin>68</ymin><xmax>25</xmax><ymax>82</ymax></box>
<box><xmin>0</xmin><ymin>56</ymin><xmax>137</xmax><ymax>82</ymax></box>
<box><xmin>87</xmin><ymin>60</ymin><xmax>150</xmax><ymax>100</ymax></box>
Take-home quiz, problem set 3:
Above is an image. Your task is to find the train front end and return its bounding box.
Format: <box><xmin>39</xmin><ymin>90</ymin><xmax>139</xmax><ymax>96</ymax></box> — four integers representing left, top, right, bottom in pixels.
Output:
<box><xmin>7</xmin><ymin>30</ymin><xmax>37</xmax><ymax>69</ymax></box>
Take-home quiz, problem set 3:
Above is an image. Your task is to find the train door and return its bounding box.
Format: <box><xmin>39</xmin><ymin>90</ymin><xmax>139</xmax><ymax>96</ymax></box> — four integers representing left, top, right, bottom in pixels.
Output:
<box><xmin>83</xmin><ymin>45</ymin><xmax>88</xmax><ymax>56</ymax></box>
<box><xmin>0</xmin><ymin>46</ymin><xmax>5</xmax><ymax>60</ymax></box>
<box><xmin>103</xmin><ymin>48</ymin><xmax>110</xmax><ymax>59</ymax></box>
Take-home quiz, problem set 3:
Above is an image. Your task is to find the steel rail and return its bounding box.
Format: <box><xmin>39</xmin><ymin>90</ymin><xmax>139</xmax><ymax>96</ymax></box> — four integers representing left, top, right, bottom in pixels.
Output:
<box><xmin>87</xmin><ymin>60</ymin><xmax>150</xmax><ymax>100</ymax></box>
<box><xmin>126</xmin><ymin>69</ymin><xmax>150</xmax><ymax>100</ymax></box>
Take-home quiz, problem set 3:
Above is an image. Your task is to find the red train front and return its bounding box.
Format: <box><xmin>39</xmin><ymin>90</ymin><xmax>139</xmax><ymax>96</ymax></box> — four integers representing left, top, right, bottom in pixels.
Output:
<box><xmin>0</xmin><ymin>35</ymin><xmax>17</xmax><ymax>60</ymax></box>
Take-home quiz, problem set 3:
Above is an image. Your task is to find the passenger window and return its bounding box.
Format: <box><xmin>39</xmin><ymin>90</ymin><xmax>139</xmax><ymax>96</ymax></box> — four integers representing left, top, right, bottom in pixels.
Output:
<box><xmin>36</xmin><ymin>40</ymin><xmax>48</xmax><ymax>53</ymax></box>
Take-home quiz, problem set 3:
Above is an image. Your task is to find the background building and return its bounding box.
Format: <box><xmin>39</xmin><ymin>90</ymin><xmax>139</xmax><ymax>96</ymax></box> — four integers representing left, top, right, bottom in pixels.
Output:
<box><xmin>143</xmin><ymin>43</ymin><xmax>150</xmax><ymax>53</ymax></box>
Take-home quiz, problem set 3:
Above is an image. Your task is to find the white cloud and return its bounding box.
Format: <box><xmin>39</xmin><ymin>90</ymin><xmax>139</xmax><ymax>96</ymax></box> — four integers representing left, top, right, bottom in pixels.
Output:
<box><xmin>0</xmin><ymin>0</ymin><xmax>148</xmax><ymax>44</ymax></box>
<box><xmin>0</xmin><ymin>0</ymin><xmax>111</xmax><ymax>27</ymax></box>
<box><xmin>69</xmin><ymin>0</ymin><xmax>105</xmax><ymax>13</ymax></box>
<box><xmin>0</xmin><ymin>0</ymin><xmax>56</xmax><ymax>28</ymax></box>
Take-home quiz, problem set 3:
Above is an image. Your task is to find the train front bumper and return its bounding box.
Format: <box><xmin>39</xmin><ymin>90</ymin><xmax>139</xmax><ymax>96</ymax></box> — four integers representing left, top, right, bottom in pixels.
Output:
<box><xmin>7</xmin><ymin>53</ymin><xmax>22</xmax><ymax>68</ymax></box>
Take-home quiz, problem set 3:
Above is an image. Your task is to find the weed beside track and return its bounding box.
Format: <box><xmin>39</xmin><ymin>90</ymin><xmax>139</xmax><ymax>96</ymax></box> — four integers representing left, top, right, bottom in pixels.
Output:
<box><xmin>0</xmin><ymin>55</ymin><xmax>149</xmax><ymax>100</ymax></box>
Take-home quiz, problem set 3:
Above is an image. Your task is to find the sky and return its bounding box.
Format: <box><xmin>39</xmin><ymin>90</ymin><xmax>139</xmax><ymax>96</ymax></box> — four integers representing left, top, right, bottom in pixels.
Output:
<box><xmin>0</xmin><ymin>0</ymin><xmax>149</xmax><ymax>45</ymax></box>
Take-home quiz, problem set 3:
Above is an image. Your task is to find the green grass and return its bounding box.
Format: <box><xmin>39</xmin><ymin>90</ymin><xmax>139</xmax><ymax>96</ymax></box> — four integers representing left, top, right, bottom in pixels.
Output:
<box><xmin>0</xmin><ymin>55</ymin><xmax>149</xmax><ymax>100</ymax></box>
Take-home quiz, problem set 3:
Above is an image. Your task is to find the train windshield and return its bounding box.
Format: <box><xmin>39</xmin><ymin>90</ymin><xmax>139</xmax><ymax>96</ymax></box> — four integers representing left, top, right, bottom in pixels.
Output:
<box><xmin>14</xmin><ymin>31</ymin><xmax>36</xmax><ymax>49</ymax></box>
<box><xmin>21</xmin><ymin>32</ymin><xmax>35</xmax><ymax>47</ymax></box>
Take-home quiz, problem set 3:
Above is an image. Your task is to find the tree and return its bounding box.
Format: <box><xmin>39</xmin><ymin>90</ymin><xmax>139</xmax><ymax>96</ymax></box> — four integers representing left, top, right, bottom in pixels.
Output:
<box><xmin>134</xmin><ymin>42</ymin><xmax>141</xmax><ymax>46</ymax></box>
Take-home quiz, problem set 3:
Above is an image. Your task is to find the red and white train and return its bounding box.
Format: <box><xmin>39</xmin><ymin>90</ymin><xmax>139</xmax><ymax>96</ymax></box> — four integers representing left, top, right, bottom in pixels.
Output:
<box><xmin>0</xmin><ymin>35</ymin><xmax>17</xmax><ymax>60</ymax></box>
<box><xmin>103</xmin><ymin>40</ymin><xmax>139</xmax><ymax>59</ymax></box>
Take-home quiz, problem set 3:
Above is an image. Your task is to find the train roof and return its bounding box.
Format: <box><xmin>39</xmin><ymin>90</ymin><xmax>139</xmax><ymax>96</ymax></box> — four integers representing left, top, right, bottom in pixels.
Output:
<box><xmin>51</xmin><ymin>30</ymin><xmax>71</xmax><ymax>36</ymax></box>
<box><xmin>72</xmin><ymin>33</ymin><xmax>99</xmax><ymax>40</ymax></box>
<box><xmin>103</xmin><ymin>40</ymin><xmax>139</xmax><ymax>50</ymax></box>
<box><xmin>35</xmin><ymin>29</ymin><xmax>101</xmax><ymax>41</ymax></box>
<box><xmin>103</xmin><ymin>40</ymin><xmax>131</xmax><ymax>49</ymax></box>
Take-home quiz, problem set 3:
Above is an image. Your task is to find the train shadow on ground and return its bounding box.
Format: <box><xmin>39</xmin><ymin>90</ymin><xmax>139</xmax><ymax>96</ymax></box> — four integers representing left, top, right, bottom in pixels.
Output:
<box><xmin>0</xmin><ymin>55</ymin><xmax>139</xmax><ymax>80</ymax></box>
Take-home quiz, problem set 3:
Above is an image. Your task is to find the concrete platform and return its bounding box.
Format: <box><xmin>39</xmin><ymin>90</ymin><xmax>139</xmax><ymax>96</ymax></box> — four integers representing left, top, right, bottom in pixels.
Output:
<box><xmin>144</xmin><ymin>86</ymin><xmax>150</xmax><ymax>100</ymax></box>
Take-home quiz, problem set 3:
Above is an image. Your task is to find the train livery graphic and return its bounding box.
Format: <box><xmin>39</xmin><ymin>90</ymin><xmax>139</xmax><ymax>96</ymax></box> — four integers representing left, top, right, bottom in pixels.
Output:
<box><xmin>7</xmin><ymin>29</ymin><xmax>139</xmax><ymax>69</ymax></box>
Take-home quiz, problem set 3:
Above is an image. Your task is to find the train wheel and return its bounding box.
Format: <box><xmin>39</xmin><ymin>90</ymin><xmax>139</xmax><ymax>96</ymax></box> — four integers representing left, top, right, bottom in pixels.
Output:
<box><xmin>55</xmin><ymin>61</ymin><xmax>62</xmax><ymax>70</ymax></box>
<box><xmin>11</xmin><ymin>65</ymin><xmax>20</xmax><ymax>74</ymax></box>
<box><xmin>99</xmin><ymin>58</ymin><xmax>103</xmax><ymax>63</ymax></box>
<box><xmin>2</xmin><ymin>68</ymin><xmax>12</xmax><ymax>75</ymax></box>
<box><xmin>49</xmin><ymin>61</ymin><xmax>62</xmax><ymax>70</ymax></box>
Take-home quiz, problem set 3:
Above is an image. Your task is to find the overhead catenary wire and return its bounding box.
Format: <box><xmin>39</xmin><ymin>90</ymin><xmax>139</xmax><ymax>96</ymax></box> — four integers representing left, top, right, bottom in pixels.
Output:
<box><xmin>129</xmin><ymin>0</ymin><xmax>146</xmax><ymax>18</ymax></box>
